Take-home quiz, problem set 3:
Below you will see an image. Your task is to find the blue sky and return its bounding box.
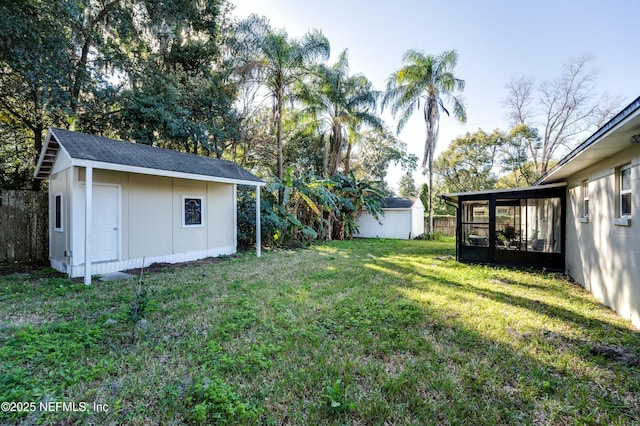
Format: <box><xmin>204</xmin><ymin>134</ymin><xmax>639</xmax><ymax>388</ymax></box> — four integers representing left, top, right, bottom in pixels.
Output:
<box><xmin>232</xmin><ymin>0</ymin><xmax>640</xmax><ymax>190</ymax></box>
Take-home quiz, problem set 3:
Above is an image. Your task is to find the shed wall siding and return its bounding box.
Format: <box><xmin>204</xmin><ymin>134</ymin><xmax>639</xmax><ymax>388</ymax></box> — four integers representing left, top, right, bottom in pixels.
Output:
<box><xmin>357</xmin><ymin>210</ymin><xmax>412</xmax><ymax>239</ymax></box>
<box><xmin>51</xmin><ymin>166</ymin><xmax>237</xmax><ymax>278</ymax></box>
<box><xmin>129</xmin><ymin>174</ymin><xmax>173</xmax><ymax>258</ymax></box>
<box><xmin>49</xmin><ymin>169</ymin><xmax>70</xmax><ymax>266</ymax></box>
<box><xmin>565</xmin><ymin>144</ymin><xmax>640</xmax><ymax>328</ymax></box>
<box><xmin>207</xmin><ymin>183</ymin><xmax>235</xmax><ymax>248</ymax></box>
<box><xmin>172</xmin><ymin>180</ymin><xmax>208</xmax><ymax>253</ymax></box>
<box><xmin>412</xmin><ymin>205</ymin><xmax>425</xmax><ymax>237</ymax></box>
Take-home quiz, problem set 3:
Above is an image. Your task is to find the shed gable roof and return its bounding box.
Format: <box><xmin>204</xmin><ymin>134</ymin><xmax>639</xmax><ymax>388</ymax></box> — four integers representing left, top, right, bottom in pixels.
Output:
<box><xmin>35</xmin><ymin>127</ymin><xmax>264</xmax><ymax>185</ymax></box>
<box><xmin>383</xmin><ymin>197</ymin><xmax>420</xmax><ymax>209</ymax></box>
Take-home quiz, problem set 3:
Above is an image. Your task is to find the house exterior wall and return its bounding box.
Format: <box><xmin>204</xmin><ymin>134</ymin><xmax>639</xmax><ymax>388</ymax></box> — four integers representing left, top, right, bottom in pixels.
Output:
<box><xmin>565</xmin><ymin>144</ymin><xmax>640</xmax><ymax>328</ymax></box>
<box><xmin>49</xmin><ymin>164</ymin><xmax>237</xmax><ymax>277</ymax></box>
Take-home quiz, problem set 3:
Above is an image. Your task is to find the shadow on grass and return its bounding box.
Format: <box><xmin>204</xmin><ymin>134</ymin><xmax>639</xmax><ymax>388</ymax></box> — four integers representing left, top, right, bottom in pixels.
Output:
<box><xmin>374</xmin><ymin>256</ymin><xmax>636</xmax><ymax>337</ymax></box>
<box><xmin>353</xmin><ymin>256</ymin><xmax>640</xmax><ymax>423</ymax></box>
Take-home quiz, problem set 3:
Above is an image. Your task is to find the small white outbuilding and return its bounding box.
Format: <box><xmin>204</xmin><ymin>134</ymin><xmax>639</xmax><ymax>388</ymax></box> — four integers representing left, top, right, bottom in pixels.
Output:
<box><xmin>356</xmin><ymin>197</ymin><xmax>425</xmax><ymax>240</ymax></box>
<box><xmin>34</xmin><ymin>127</ymin><xmax>265</xmax><ymax>284</ymax></box>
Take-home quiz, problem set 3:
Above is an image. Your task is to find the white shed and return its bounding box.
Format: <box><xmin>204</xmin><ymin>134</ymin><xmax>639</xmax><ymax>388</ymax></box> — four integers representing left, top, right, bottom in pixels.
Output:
<box><xmin>356</xmin><ymin>197</ymin><xmax>425</xmax><ymax>240</ymax></box>
<box><xmin>34</xmin><ymin>127</ymin><xmax>265</xmax><ymax>284</ymax></box>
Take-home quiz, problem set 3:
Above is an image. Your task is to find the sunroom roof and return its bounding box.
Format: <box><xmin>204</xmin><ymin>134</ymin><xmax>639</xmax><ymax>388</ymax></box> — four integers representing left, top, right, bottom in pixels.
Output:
<box><xmin>442</xmin><ymin>182</ymin><xmax>567</xmax><ymax>203</ymax></box>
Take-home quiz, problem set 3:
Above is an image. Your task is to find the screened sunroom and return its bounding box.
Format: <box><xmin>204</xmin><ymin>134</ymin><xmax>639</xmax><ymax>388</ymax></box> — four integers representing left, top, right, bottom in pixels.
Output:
<box><xmin>442</xmin><ymin>183</ymin><xmax>566</xmax><ymax>271</ymax></box>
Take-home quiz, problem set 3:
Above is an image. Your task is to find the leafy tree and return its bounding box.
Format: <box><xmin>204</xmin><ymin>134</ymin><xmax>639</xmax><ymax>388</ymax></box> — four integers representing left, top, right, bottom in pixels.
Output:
<box><xmin>254</xmin><ymin>27</ymin><xmax>330</xmax><ymax>190</ymax></box>
<box><xmin>434</xmin><ymin>129</ymin><xmax>504</xmax><ymax>194</ymax></box>
<box><xmin>0</xmin><ymin>0</ymin><xmax>229</xmax><ymax>189</ymax></box>
<box><xmin>266</xmin><ymin>169</ymin><xmax>331</xmax><ymax>244</ymax></box>
<box><xmin>504</xmin><ymin>55</ymin><xmax>623</xmax><ymax>176</ymax></box>
<box><xmin>259</xmin><ymin>168</ymin><xmax>386</xmax><ymax>245</ymax></box>
<box><xmin>383</xmin><ymin>49</ymin><xmax>467</xmax><ymax>233</ymax></box>
<box><xmin>283</xmin><ymin>109</ymin><xmax>326</xmax><ymax>175</ymax></box>
<box><xmin>398</xmin><ymin>172</ymin><xmax>418</xmax><ymax>197</ymax></box>
<box><xmin>0</xmin><ymin>0</ymin><xmax>74</xmax><ymax>188</ymax></box>
<box><xmin>237</xmin><ymin>184</ymin><xmax>284</xmax><ymax>250</ymax></box>
<box><xmin>418</xmin><ymin>183</ymin><xmax>429</xmax><ymax>211</ymax></box>
<box><xmin>329</xmin><ymin>172</ymin><xmax>386</xmax><ymax>240</ymax></box>
<box><xmin>0</xmin><ymin>123</ymin><xmax>35</xmax><ymax>189</ymax></box>
<box><xmin>112</xmin><ymin>0</ymin><xmax>233</xmax><ymax>155</ymax></box>
<box><xmin>218</xmin><ymin>12</ymin><xmax>273</xmax><ymax>167</ymax></box>
<box><xmin>496</xmin><ymin>124</ymin><xmax>540</xmax><ymax>187</ymax></box>
<box><xmin>298</xmin><ymin>50</ymin><xmax>382</xmax><ymax>176</ymax></box>
<box><xmin>117</xmin><ymin>64</ymin><xmax>236</xmax><ymax>156</ymax></box>
<box><xmin>351</xmin><ymin>128</ymin><xmax>417</xmax><ymax>184</ymax></box>
<box><xmin>495</xmin><ymin>162</ymin><xmax>538</xmax><ymax>189</ymax></box>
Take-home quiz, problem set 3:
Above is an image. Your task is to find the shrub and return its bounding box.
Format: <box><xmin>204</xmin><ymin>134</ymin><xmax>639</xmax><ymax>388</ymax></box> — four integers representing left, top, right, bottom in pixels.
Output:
<box><xmin>415</xmin><ymin>231</ymin><xmax>443</xmax><ymax>241</ymax></box>
<box><xmin>185</xmin><ymin>377</ymin><xmax>263</xmax><ymax>424</ymax></box>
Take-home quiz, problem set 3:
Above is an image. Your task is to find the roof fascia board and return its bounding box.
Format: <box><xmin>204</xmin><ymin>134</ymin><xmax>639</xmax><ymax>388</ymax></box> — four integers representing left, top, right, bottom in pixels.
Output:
<box><xmin>71</xmin><ymin>159</ymin><xmax>266</xmax><ymax>186</ymax></box>
<box><xmin>34</xmin><ymin>130</ymin><xmax>54</xmax><ymax>178</ymax></box>
<box><xmin>443</xmin><ymin>182</ymin><xmax>567</xmax><ymax>199</ymax></box>
<box><xmin>34</xmin><ymin>128</ymin><xmax>76</xmax><ymax>178</ymax></box>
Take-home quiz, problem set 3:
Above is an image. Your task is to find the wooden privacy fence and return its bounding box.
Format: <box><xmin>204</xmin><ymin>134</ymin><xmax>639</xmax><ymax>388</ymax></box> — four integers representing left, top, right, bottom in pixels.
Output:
<box><xmin>0</xmin><ymin>190</ymin><xmax>48</xmax><ymax>262</ymax></box>
<box><xmin>430</xmin><ymin>215</ymin><xmax>457</xmax><ymax>237</ymax></box>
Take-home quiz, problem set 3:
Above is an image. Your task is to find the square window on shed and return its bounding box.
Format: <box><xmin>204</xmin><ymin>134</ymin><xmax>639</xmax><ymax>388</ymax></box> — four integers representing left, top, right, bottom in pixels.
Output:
<box><xmin>183</xmin><ymin>196</ymin><xmax>203</xmax><ymax>227</ymax></box>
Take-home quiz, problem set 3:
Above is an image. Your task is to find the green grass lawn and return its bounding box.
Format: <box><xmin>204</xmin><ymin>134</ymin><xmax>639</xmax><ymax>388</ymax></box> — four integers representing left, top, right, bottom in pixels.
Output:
<box><xmin>1</xmin><ymin>239</ymin><xmax>639</xmax><ymax>425</ymax></box>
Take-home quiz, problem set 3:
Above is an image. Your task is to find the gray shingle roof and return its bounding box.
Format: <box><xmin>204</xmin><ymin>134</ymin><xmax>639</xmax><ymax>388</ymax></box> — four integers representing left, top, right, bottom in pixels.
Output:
<box><xmin>41</xmin><ymin>127</ymin><xmax>263</xmax><ymax>184</ymax></box>
<box><xmin>383</xmin><ymin>197</ymin><xmax>418</xmax><ymax>209</ymax></box>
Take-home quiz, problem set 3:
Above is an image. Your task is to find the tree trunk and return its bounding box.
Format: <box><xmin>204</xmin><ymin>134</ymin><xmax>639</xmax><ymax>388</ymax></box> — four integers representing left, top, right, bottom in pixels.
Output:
<box><xmin>275</xmin><ymin>81</ymin><xmax>284</xmax><ymax>203</ymax></box>
<box><xmin>276</xmin><ymin>96</ymin><xmax>283</xmax><ymax>183</ymax></box>
<box><xmin>328</xmin><ymin>123</ymin><xmax>342</xmax><ymax>176</ymax></box>
<box><xmin>428</xmin><ymin>155</ymin><xmax>434</xmax><ymax>234</ymax></box>
<box><xmin>322</xmin><ymin>134</ymin><xmax>329</xmax><ymax>177</ymax></box>
<box><xmin>344</xmin><ymin>141</ymin><xmax>352</xmax><ymax>175</ymax></box>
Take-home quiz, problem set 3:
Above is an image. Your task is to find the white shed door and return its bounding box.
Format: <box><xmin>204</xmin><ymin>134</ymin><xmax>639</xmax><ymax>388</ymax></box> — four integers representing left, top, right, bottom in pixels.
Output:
<box><xmin>91</xmin><ymin>185</ymin><xmax>119</xmax><ymax>262</ymax></box>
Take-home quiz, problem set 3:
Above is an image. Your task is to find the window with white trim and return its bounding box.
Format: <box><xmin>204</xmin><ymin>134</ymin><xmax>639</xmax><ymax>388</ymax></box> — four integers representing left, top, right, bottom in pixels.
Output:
<box><xmin>620</xmin><ymin>164</ymin><xmax>632</xmax><ymax>217</ymax></box>
<box><xmin>183</xmin><ymin>196</ymin><xmax>204</xmax><ymax>227</ymax></box>
<box><xmin>581</xmin><ymin>180</ymin><xmax>589</xmax><ymax>218</ymax></box>
<box><xmin>54</xmin><ymin>193</ymin><xmax>63</xmax><ymax>231</ymax></box>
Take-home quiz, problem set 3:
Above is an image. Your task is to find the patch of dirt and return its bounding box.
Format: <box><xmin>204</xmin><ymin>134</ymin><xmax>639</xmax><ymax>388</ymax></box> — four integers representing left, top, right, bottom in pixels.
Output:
<box><xmin>1</xmin><ymin>255</ymin><xmax>240</xmax><ymax>278</ymax></box>
<box><xmin>490</xmin><ymin>278</ymin><xmax>517</xmax><ymax>285</ymax></box>
<box><xmin>435</xmin><ymin>255</ymin><xmax>454</xmax><ymax>261</ymax></box>
<box><xmin>0</xmin><ymin>260</ymin><xmax>57</xmax><ymax>277</ymax></box>
<box><xmin>122</xmin><ymin>255</ymin><xmax>234</xmax><ymax>275</ymax></box>
<box><xmin>590</xmin><ymin>344</ymin><xmax>639</xmax><ymax>366</ymax></box>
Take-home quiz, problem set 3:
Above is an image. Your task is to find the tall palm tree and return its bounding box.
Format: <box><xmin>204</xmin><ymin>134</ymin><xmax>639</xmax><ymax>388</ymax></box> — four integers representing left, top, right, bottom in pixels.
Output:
<box><xmin>256</xmin><ymin>28</ymin><xmax>330</xmax><ymax>194</ymax></box>
<box><xmin>382</xmin><ymin>49</ymin><xmax>466</xmax><ymax>233</ymax></box>
<box><xmin>298</xmin><ymin>49</ymin><xmax>382</xmax><ymax>176</ymax></box>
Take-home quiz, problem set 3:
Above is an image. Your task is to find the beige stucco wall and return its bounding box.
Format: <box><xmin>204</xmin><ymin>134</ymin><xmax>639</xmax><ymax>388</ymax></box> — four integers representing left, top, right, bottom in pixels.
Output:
<box><xmin>207</xmin><ymin>183</ymin><xmax>235</xmax><ymax>248</ymax></box>
<box><xmin>172</xmin><ymin>179</ymin><xmax>208</xmax><ymax>253</ymax></box>
<box><xmin>128</xmin><ymin>173</ymin><xmax>172</xmax><ymax>258</ymax></box>
<box><xmin>565</xmin><ymin>144</ymin><xmax>640</xmax><ymax>328</ymax></box>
